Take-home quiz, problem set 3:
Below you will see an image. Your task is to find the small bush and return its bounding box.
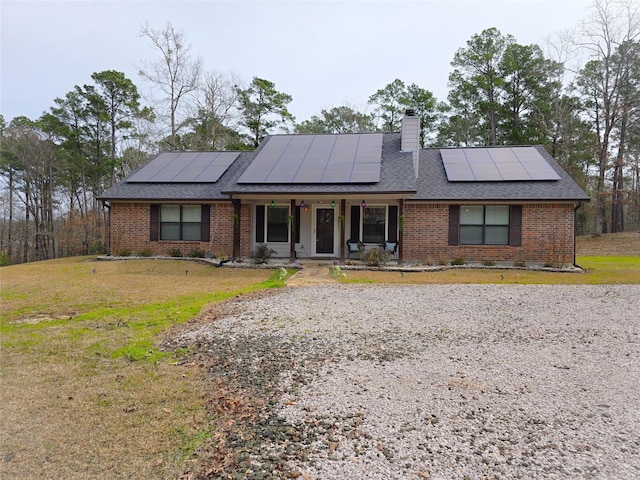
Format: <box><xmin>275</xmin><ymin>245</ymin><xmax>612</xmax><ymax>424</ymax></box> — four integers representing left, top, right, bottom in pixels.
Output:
<box><xmin>250</xmin><ymin>244</ymin><xmax>275</xmax><ymax>264</ymax></box>
<box><xmin>186</xmin><ymin>248</ymin><xmax>206</xmax><ymax>258</ymax></box>
<box><xmin>138</xmin><ymin>249</ymin><xmax>153</xmax><ymax>257</ymax></box>
<box><xmin>451</xmin><ymin>257</ymin><xmax>465</xmax><ymax>266</ymax></box>
<box><xmin>361</xmin><ymin>247</ymin><xmax>389</xmax><ymax>267</ymax></box>
<box><xmin>483</xmin><ymin>260</ymin><xmax>495</xmax><ymax>266</ymax></box>
<box><xmin>117</xmin><ymin>249</ymin><xmax>132</xmax><ymax>257</ymax></box>
<box><xmin>168</xmin><ymin>247</ymin><xmax>183</xmax><ymax>258</ymax></box>
<box><xmin>330</xmin><ymin>265</ymin><xmax>347</xmax><ymax>279</ymax></box>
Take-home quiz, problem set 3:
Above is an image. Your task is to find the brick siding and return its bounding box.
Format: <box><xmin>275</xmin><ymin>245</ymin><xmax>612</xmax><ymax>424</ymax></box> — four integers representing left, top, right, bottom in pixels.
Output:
<box><xmin>402</xmin><ymin>202</ymin><xmax>576</xmax><ymax>265</ymax></box>
<box><xmin>109</xmin><ymin>202</ymin><xmax>236</xmax><ymax>257</ymax></box>
<box><xmin>110</xmin><ymin>201</ymin><xmax>577</xmax><ymax>265</ymax></box>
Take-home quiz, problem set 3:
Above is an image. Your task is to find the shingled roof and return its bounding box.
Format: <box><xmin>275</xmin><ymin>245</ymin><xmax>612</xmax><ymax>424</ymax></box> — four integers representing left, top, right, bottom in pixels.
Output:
<box><xmin>99</xmin><ymin>134</ymin><xmax>588</xmax><ymax>202</ymax></box>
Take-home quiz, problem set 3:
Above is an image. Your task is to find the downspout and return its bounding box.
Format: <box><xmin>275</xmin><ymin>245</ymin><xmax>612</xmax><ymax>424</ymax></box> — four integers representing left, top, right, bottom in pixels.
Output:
<box><xmin>573</xmin><ymin>202</ymin><xmax>582</xmax><ymax>267</ymax></box>
<box><xmin>232</xmin><ymin>198</ymin><xmax>241</xmax><ymax>261</ymax></box>
<box><xmin>102</xmin><ymin>201</ymin><xmax>111</xmax><ymax>256</ymax></box>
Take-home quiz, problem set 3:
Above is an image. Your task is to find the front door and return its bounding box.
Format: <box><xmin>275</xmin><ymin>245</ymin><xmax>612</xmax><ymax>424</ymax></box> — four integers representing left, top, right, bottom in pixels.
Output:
<box><xmin>314</xmin><ymin>207</ymin><xmax>335</xmax><ymax>256</ymax></box>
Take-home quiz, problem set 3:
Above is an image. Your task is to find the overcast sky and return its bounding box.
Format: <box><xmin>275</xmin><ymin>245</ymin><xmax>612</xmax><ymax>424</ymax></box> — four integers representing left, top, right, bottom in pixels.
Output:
<box><xmin>1</xmin><ymin>0</ymin><xmax>592</xmax><ymax>125</ymax></box>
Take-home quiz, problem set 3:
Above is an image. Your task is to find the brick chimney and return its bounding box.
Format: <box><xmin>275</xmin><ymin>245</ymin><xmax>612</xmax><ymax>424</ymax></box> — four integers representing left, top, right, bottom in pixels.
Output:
<box><xmin>401</xmin><ymin>109</ymin><xmax>420</xmax><ymax>178</ymax></box>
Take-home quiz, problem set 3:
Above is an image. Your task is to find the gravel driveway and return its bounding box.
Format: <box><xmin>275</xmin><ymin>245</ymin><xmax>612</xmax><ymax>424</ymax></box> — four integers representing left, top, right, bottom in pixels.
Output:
<box><xmin>172</xmin><ymin>284</ymin><xmax>640</xmax><ymax>479</ymax></box>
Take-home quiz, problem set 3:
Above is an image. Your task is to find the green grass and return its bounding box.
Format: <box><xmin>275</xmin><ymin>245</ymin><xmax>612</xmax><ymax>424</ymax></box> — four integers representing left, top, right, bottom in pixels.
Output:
<box><xmin>0</xmin><ymin>258</ymin><xmax>292</xmax><ymax>479</ymax></box>
<box><xmin>576</xmin><ymin>255</ymin><xmax>640</xmax><ymax>284</ymax></box>
<box><xmin>340</xmin><ymin>256</ymin><xmax>640</xmax><ymax>285</ymax></box>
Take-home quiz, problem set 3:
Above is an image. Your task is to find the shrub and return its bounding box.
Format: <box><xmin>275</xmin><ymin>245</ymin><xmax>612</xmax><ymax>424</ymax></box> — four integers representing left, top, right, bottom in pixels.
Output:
<box><xmin>138</xmin><ymin>249</ymin><xmax>153</xmax><ymax>257</ymax></box>
<box><xmin>361</xmin><ymin>247</ymin><xmax>389</xmax><ymax>267</ymax></box>
<box><xmin>186</xmin><ymin>248</ymin><xmax>206</xmax><ymax>258</ymax></box>
<box><xmin>117</xmin><ymin>249</ymin><xmax>132</xmax><ymax>257</ymax></box>
<box><xmin>483</xmin><ymin>260</ymin><xmax>495</xmax><ymax>266</ymax></box>
<box><xmin>168</xmin><ymin>247</ymin><xmax>183</xmax><ymax>258</ymax></box>
<box><xmin>0</xmin><ymin>252</ymin><xmax>9</xmax><ymax>267</ymax></box>
<box><xmin>249</xmin><ymin>244</ymin><xmax>275</xmax><ymax>264</ymax></box>
<box><xmin>451</xmin><ymin>257</ymin><xmax>465</xmax><ymax>266</ymax></box>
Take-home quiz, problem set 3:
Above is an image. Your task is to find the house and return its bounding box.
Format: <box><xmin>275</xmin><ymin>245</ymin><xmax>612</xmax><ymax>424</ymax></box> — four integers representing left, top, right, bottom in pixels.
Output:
<box><xmin>100</xmin><ymin>111</ymin><xmax>589</xmax><ymax>266</ymax></box>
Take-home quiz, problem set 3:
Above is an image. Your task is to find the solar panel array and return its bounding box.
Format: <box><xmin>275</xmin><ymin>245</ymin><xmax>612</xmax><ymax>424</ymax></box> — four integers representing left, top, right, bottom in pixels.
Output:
<box><xmin>440</xmin><ymin>147</ymin><xmax>561</xmax><ymax>181</ymax></box>
<box><xmin>238</xmin><ymin>134</ymin><xmax>383</xmax><ymax>184</ymax></box>
<box><xmin>128</xmin><ymin>152</ymin><xmax>240</xmax><ymax>183</ymax></box>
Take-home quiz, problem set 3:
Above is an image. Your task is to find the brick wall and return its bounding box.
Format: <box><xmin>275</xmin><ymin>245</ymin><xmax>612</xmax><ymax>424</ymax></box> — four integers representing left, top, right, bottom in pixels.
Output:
<box><xmin>402</xmin><ymin>202</ymin><xmax>576</xmax><ymax>266</ymax></box>
<box><xmin>110</xmin><ymin>201</ymin><xmax>577</xmax><ymax>265</ymax></box>
<box><xmin>109</xmin><ymin>202</ymin><xmax>236</xmax><ymax>258</ymax></box>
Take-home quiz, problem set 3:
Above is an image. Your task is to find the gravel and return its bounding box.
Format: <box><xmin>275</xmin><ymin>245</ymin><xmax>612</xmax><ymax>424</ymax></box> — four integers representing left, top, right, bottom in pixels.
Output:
<box><xmin>170</xmin><ymin>284</ymin><xmax>640</xmax><ymax>479</ymax></box>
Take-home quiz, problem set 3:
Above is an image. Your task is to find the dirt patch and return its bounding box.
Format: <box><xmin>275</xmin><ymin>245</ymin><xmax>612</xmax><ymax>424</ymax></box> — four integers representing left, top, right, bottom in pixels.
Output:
<box><xmin>13</xmin><ymin>313</ymin><xmax>74</xmax><ymax>324</ymax></box>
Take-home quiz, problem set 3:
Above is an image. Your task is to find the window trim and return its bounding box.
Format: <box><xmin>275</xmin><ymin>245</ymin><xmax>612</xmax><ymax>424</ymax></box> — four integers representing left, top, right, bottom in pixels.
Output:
<box><xmin>460</xmin><ymin>205</ymin><xmax>509</xmax><ymax>245</ymax></box>
<box><xmin>150</xmin><ymin>204</ymin><xmax>210</xmax><ymax>242</ymax></box>
<box><xmin>264</xmin><ymin>203</ymin><xmax>291</xmax><ymax>244</ymax></box>
<box><xmin>449</xmin><ymin>205</ymin><xmax>522</xmax><ymax>247</ymax></box>
<box><xmin>361</xmin><ymin>204</ymin><xmax>388</xmax><ymax>244</ymax></box>
<box><xmin>258</xmin><ymin>204</ymin><xmax>291</xmax><ymax>244</ymax></box>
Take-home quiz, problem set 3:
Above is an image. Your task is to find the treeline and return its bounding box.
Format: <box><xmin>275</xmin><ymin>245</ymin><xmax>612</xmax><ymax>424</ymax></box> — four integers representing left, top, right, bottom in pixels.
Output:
<box><xmin>1</xmin><ymin>0</ymin><xmax>639</xmax><ymax>265</ymax></box>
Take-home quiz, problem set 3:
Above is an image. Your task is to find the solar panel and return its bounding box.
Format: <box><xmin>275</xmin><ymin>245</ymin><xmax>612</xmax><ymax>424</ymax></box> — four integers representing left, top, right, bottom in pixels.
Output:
<box><xmin>128</xmin><ymin>152</ymin><xmax>240</xmax><ymax>183</ymax></box>
<box><xmin>441</xmin><ymin>147</ymin><xmax>561</xmax><ymax>181</ymax></box>
<box><xmin>238</xmin><ymin>133</ymin><xmax>383</xmax><ymax>184</ymax></box>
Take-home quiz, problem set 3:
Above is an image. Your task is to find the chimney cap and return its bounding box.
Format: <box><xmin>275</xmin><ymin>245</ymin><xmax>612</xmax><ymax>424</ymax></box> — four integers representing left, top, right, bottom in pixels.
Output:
<box><xmin>405</xmin><ymin>109</ymin><xmax>416</xmax><ymax>116</ymax></box>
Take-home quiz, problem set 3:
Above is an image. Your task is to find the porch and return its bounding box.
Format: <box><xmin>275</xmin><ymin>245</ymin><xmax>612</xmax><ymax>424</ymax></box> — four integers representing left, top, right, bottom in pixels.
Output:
<box><xmin>232</xmin><ymin>197</ymin><xmax>405</xmax><ymax>264</ymax></box>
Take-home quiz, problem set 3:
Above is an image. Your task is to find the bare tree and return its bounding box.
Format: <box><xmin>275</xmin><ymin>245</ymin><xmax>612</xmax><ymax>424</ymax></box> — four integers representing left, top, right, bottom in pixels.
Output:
<box><xmin>575</xmin><ymin>0</ymin><xmax>640</xmax><ymax>234</ymax></box>
<box><xmin>187</xmin><ymin>70</ymin><xmax>241</xmax><ymax>150</ymax></box>
<box><xmin>139</xmin><ymin>22</ymin><xmax>202</xmax><ymax>150</ymax></box>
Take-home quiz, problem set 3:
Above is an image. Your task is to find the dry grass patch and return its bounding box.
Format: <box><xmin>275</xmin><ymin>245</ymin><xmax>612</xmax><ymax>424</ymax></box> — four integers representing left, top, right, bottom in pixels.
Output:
<box><xmin>0</xmin><ymin>257</ymin><xmax>278</xmax><ymax>479</ymax></box>
<box><xmin>577</xmin><ymin>231</ymin><xmax>640</xmax><ymax>256</ymax></box>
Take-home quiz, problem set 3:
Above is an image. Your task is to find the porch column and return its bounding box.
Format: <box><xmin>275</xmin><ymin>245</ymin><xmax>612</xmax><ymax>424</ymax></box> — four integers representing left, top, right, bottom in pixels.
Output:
<box><xmin>340</xmin><ymin>199</ymin><xmax>346</xmax><ymax>262</ymax></box>
<box><xmin>232</xmin><ymin>200</ymin><xmax>241</xmax><ymax>261</ymax></box>
<box><xmin>398</xmin><ymin>199</ymin><xmax>404</xmax><ymax>265</ymax></box>
<box><xmin>289</xmin><ymin>199</ymin><xmax>296</xmax><ymax>263</ymax></box>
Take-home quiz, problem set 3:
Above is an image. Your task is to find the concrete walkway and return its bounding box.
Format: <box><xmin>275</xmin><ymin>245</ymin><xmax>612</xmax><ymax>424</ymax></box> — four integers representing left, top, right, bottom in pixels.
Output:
<box><xmin>286</xmin><ymin>263</ymin><xmax>338</xmax><ymax>287</ymax></box>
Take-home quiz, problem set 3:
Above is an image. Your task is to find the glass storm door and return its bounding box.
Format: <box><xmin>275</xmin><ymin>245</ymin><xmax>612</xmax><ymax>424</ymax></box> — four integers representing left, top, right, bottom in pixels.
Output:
<box><xmin>314</xmin><ymin>207</ymin><xmax>335</xmax><ymax>256</ymax></box>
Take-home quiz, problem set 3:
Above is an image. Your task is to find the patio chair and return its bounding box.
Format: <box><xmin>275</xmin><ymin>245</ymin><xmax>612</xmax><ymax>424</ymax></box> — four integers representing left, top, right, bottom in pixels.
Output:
<box><xmin>384</xmin><ymin>241</ymin><xmax>397</xmax><ymax>260</ymax></box>
<box><xmin>347</xmin><ymin>239</ymin><xmax>363</xmax><ymax>259</ymax></box>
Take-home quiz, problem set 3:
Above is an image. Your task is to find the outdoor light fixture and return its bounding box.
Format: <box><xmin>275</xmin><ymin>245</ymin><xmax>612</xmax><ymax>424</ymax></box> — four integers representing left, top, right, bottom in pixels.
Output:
<box><xmin>300</xmin><ymin>200</ymin><xmax>305</xmax><ymax>208</ymax></box>
<box><xmin>331</xmin><ymin>200</ymin><xmax>335</xmax><ymax>208</ymax></box>
<box><xmin>270</xmin><ymin>200</ymin><xmax>275</xmax><ymax>207</ymax></box>
<box><xmin>361</xmin><ymin>200</ymin><xmax>367</xmax><ymax>208</ymax></box>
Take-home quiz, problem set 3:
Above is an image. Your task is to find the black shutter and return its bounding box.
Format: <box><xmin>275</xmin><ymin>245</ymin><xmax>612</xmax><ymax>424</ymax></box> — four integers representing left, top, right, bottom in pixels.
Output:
<box><xmin>295</xmin><ymin>206</ymin><xmax>301</xmax><ymax>243</ymax></box>
<box><xmin>150</xmin><ymin>205</ymin><xmax>159</xmax><ymax>241</ymax></box>
<box><xmin>448</xmin><ymin>205</ymin><xmax>459</xmax><ymax>245</ymax></box>
<box><xmin>510</xmin><ymin>205</ymin><xmax>522</xmax><ymax>246</ymax></box>
<box><xmin>350</xmin><ymin>205</ymin><xmax>360</xmax><ymax>241</ymax></box>
<box><xmin>255</xmin><ymin>205</ymin><xmax>265</xmax><ymax>243</ymax></box>
<box><xmin>388</xmin><ymin>206</ymin><xmax>398</xmax><ymax>242</ymax></box>
<box><xmin>200</xmin><ymin>205</ymin><xmax>210</xmax><ymax>242</ymax></box>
